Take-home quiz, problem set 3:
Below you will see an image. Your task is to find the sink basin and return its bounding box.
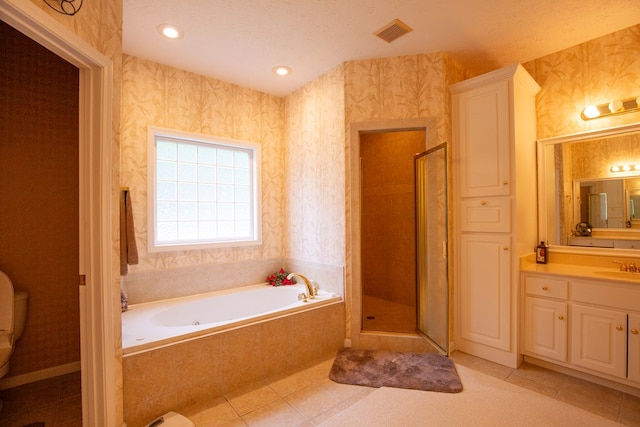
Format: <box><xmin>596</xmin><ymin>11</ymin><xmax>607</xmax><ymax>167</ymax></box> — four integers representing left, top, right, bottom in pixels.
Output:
<box><xmin>593</xmin><ymin>270</ymin><xmax>640</xmax><ymax>281</ymax></box>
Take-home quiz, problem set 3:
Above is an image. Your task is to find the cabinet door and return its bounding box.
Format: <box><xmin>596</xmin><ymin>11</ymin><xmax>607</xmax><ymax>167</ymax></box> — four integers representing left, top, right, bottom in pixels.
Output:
<box><xmin>571</xmin><ymin>304</ymin><xmax>627</xmax><ymax>378</ymax></box>
<box><xmin>460</xmin><ymin>234</ymin><xmax>511</xmax><ymax>351</ymax></box>
<box><xmin>524</xmin><ymin>297</ymin><xmax>567</xmax><ymax>362</ymax></box>
<box><xmin>629</xmin><ymin>313</ymin><xmax>640</xmax><ymax>383</ymax></box>
<box><xmin>457</xmin><ymin>80</ymin><xmax>510</xmax><ymax>198</ymax></box>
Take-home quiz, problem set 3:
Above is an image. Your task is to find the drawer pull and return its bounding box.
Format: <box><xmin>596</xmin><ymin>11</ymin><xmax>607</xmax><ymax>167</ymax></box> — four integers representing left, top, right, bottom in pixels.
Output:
<box><xmin>503</xmin><ymin>246</ymin><xmax>509</xmax><ymax>251</ymax></box>
<box><xmin>616</xmin><ymin>325</ymin><xmax>624</xmax><ymax>331</ymax></box>
<box><xmin>503</xmin><ymin>180</ymin><xmax>508</xmax><ymax>185</ymax></box>
<box><xmin>557</xmin><ymin>315</ymin><xmax>564</xmax><ymax>320</ymax></box>
<box><xmin>632</xmin><ymin>329</ymin><xmax>639</xmax><ymax>335</ymax></box>
<box><xmin>480</xmin><ymin>201</ymin><xmax>486</xmax><ymax>206</ymax></box>
<box><xmin>542</xmin><ymin>286</ymin><xmax>548</xmax><ymax>291</ymax></box>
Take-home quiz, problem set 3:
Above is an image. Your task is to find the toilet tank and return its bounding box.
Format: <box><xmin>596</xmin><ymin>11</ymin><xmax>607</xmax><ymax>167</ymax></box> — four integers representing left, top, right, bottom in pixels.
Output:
<box><xmin>13</xmin><ymin>291</ymin><xmax>28</xmax><ymax>341</ymax></box>
<box><xmin>0</xmin><ymin>271</ymin><xmax>14</xmax><ymax>333</ymax></box>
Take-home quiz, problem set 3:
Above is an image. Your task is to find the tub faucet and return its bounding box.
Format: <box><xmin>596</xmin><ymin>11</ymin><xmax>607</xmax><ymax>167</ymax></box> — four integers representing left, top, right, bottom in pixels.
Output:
<box><xmin>613</xmin><ymin>260</ymin><xmax>628</xmax><ymax>271</ymax></box>
<box><xmin>287</xmin><ymin>272</ymin><xmax>315</xmax><ymax>299</ymax></box>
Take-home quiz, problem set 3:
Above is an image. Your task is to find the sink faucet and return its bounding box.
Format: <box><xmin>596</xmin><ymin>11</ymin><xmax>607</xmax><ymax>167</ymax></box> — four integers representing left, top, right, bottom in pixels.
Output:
<box><xmin>287</xmin><ymin>272</ymin><xmax>315</xmax><ymax>299</ymax></box>
<box><xmin>613</xmin><ymin>260</ymin><xmax>628</xmax><ymax>271</ymax></box>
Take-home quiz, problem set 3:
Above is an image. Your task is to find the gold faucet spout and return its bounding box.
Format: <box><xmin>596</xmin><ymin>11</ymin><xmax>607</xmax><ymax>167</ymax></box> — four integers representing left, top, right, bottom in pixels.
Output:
<box><xmin>287</xmin><ymin>272</ymin><xmax>315</xmax><ymax>299</ymax></box>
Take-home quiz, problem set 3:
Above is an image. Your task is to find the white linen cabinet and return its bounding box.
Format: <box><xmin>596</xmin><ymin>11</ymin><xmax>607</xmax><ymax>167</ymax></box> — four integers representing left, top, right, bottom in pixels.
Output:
<box><xmin>451</xmin><ymin>64</ymin><xmax>540</xmax><ymax>368</ymax></box>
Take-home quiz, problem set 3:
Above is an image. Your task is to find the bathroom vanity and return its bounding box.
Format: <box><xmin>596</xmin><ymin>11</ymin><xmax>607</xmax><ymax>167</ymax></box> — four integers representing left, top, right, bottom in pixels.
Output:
<box><xmin>520</xmin><ymin>259</ymin><xmax>640</xmax><ymax>391</ymax></box>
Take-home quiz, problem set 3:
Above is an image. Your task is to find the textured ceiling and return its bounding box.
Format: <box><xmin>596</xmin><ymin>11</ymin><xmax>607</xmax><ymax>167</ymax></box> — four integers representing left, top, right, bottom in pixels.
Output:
<box><xmin>123</xmin><ymin>0</ymin><xmax>640</xmax><ymax>97</ymax></box>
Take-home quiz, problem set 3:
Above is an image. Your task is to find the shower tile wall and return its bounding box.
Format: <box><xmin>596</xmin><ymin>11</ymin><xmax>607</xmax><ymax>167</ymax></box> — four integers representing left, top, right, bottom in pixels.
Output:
<box><xmin>360</xmin><ymin>130</ymin><xmax>425</xmax><ymax>307</ymax></box>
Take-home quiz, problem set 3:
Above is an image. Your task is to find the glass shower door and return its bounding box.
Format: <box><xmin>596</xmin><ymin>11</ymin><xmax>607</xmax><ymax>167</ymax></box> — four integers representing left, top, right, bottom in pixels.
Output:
<box><xmin>415</xmin><ymin>143</ymin><xmax>449</xmax><ymax>354</ymax></box>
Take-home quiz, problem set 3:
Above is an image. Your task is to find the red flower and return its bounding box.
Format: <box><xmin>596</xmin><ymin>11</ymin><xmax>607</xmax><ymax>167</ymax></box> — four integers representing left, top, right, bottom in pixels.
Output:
<box><xmin>266</xmin><ymin>269</ymin><xmax>294</xmax><ymax>286</ymax></box>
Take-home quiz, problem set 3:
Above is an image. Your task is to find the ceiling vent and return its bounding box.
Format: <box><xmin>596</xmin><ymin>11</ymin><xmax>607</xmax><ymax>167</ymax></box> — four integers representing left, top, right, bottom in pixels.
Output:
<box><xmin>374</xmin><ymin>19</ymin><xmax>413</xmax><ymax>43</ymax></box>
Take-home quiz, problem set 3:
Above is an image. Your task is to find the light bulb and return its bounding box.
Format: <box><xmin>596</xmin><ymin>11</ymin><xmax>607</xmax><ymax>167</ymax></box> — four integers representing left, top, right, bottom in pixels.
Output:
<box><xmin>272</xmin><ymin>66</ymin><xmax>292</xmax><ymax>76</ymax></box>
<box><xmin>583</xmin><ymin>105</ymin><xmax>600</xmax><ymax>119</ymax></box>
<box><xmin>611</xmin><ymin>166</ymin><xmax>621</xmax><ymax>172</ymax></box>
<box><xmin>623</xmin><ymin>165</ymin><xmax>631</xmax><ymax>171</ymax></box>
<box><xmin>157</xmin><ymin>24</ymin><xmax>183</xmax><ymax>39</ymax></box>
<box><xmin>609</xmin><ymin>100</ymin><xmax>624</xmax><ymax>113</ymax></box>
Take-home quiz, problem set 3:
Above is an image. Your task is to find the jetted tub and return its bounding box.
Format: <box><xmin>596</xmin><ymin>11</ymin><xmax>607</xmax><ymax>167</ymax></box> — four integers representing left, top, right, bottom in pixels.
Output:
<box><xmin>122</xmin><ymin>283</ymin><xmax>341</xmax><ymax>355</ymax></box>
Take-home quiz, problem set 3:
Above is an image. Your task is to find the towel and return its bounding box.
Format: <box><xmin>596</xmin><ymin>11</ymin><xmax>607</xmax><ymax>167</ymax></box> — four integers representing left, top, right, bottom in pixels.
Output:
<box><xmin>119</xmin><ymin>189</ymin><xmax>139</xmax><ymax>275</ymax></box>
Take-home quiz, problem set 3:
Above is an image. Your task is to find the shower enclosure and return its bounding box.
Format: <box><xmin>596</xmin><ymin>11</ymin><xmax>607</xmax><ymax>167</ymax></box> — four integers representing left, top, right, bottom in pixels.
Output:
<box><xmin>360</xmin><ymin>129</ymin><xmax>449</xmax><ymax>353</ymax></box>
<box><xmin>415</xmin><ymin>143</ymin><xmax>449</xmax><ymax>354</ymax></box>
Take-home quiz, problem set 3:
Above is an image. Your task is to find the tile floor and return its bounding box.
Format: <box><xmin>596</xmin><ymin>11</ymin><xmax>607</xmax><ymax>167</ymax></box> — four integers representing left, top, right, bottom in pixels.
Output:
<box><xmin>361</xmin><ymin>294</ymin><xmax>415</xmax><ymax>333</ymax></box>
<box><xmin>1</xmin><ymin>351</ymin><xmax>640</xmax><ymax>426</ymax></box>
<box><xmin>0</xmin><ymin>370</ymin><xmax>81</xmax><ymax>426</ymax></box>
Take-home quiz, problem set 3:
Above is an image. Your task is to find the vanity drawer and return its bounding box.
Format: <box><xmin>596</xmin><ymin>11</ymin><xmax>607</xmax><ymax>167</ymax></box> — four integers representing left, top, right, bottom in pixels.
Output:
<box><xmin>571</xmin><ymin>281</ymin><xmax>640</xmax><ymax>311</ymax></box>
<box><xmin>613</xmin><ymin>240</ymin><xmax>640</xmax><ymax>249</ymax></box>
<box><xmin>525</xmin><ymin>276</ymin><xmax>568</xmax><ymax>299</ymax></box>
<box><xmin>460</xmin><ymin>197</ymin><xmax>510</xmax><ymax>232</ymax></box>
<box><xmin>567</xmin><ymin>237</ymin><xmax>614</xmax><ymax>248</ymax></box>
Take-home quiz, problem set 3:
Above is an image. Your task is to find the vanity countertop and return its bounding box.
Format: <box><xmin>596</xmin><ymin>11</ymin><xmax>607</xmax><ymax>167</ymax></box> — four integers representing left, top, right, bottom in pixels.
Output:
<box><xmin>521</xmin><ymin>258</ymin><xmax>640</xmax><ymax>284</ymax></box>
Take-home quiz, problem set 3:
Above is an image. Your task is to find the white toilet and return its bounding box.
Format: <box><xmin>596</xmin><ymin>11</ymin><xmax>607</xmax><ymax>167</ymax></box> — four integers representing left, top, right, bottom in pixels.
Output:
<box><xmin>0</xmin><ymin>270</ymin><xmax>29</xmax><ymax>380</ymax></box>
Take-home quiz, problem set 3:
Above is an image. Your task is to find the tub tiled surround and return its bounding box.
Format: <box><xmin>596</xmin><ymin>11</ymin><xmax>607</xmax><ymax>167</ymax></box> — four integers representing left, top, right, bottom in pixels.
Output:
<box><xmin>122</xmin><ymin>259</ymin><xmax>344</xmax><ymax>304</ymax></box>
<box><xmin>122</xmin><ymin>301</ymin><xmax>344</xmax><ymax>426</ymax></box>
<box><xmin>122</xmin><ymin>259</ymin><xmax>282</xmax><ymax>304</ymax></box>
<box><xmin>283</xmin><ymin>259</ymin><xmax>344</xmax><ymax>297</ymax></box>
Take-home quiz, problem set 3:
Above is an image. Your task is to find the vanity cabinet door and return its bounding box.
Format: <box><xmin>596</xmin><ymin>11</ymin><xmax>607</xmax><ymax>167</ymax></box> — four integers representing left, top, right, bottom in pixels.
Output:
<box><xmin>459</xmin><ymin>234</ymin><xmax>511</xmax><ymax>351</ymax></box>
<box><xmin>524</xmin><ymin>297</ymin><xmax>567</xmax><ymax>362</ymax></box>
<box><xmin>629</xmin><ymin>313</ymin><xmax>640</xmax><ymax>383</ymax></box>
<box><xmin>570</xmin><ymin>304</ymin><xmax>627</xmax><ymax>379</ymax></box>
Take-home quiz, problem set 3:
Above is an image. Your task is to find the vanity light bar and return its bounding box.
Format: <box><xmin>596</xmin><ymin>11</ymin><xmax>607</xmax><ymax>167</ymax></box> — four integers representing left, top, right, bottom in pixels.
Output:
<box><xmin>610</xmin><ymin>164</ymin><xmax>640</xmax><ymax>173</ymax></box>
<box><xmin>582</xmin><ymin>96</ymin><xmax>640</xmax><ymax>120</ymax></box>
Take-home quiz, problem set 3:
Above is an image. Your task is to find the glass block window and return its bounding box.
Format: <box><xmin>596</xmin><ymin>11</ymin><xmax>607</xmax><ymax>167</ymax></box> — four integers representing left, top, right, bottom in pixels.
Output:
<box><xmin>148</xmin><ymin>127</ymin><xmax>261</xmax><ymax>251</ymax></box>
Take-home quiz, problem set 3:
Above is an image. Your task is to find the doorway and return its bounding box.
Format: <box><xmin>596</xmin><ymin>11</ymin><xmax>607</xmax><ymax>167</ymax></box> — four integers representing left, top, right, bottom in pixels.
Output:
<box><xmin>0</xmin><ymin>17</ymin><xmax>80</xmax><ymax>377</ymax></box>
<box><xmin>360</xmin><ymin>130</ymin><xmax>425</xmax><ymax>333</ymax></box>
<box><xmin>1</xmin><ymin>1</ymin><xmax>116</xmax><ymax>424</ymax></box>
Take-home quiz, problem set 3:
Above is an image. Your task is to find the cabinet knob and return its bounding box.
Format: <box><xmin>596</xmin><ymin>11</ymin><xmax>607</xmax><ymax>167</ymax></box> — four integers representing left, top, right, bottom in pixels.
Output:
<box><xmin>542</xmin><ymin>286</ymin><xmax>548</xmax><ymax>290</ymax></box>
<box><xmin>632</xmin><ymin>329</ymin><xmax>639</xmax><ymax>335</ymax></box>
<box><xmin>480</xmin><ymin>201</ymin><xmax>486</xmax><ymax>206</ymax></box>
<box><xmin>616</xmin><ymin>325</ymin><xmax>624</xmax><ymax>331</ymax></box>
<box><xmin>557</xmin><ymin>315</ymin><xmax>564</xmax><ymax>320</ymax></box>
<box><xmin>503</xmin><ymin>180</ymin><xmax>508</xmax><ymax>185</ymax></box>
<box><xmin>503</xmin><ymin>246</ymin><xmax>509</xmax><ymax>251</ymax></box>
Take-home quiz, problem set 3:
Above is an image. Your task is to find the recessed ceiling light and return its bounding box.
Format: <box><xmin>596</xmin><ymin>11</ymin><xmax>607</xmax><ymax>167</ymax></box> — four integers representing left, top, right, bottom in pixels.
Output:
<box><xmin>157</xmin><ymin>24</ymin><xmax>184</xmax><ymax>40</ymax></box>
<box><xmin>273</xmin><ymin>66</ymin><xmax>292</xmax><ymax>76</ymax></box>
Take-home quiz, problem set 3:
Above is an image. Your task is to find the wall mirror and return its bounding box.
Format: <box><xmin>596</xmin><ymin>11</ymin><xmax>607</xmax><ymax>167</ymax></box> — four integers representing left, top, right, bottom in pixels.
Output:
<box><xmin>538</xmin><ymin>122</ymin><xmax>640</xmax><ymax>253</ymax></box>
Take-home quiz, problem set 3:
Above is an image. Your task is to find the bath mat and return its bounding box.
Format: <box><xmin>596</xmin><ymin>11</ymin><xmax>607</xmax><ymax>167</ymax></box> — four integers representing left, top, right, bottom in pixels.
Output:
<box><xmin>329</xmin><ymin>349</ymin><xmax>463</xmax><ymax>393</ymax></box>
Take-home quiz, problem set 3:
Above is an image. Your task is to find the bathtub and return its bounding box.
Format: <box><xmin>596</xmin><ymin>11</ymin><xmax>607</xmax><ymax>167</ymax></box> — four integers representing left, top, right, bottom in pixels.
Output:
<box><xmin>122</xmin><ymin>283</ymin><xmax>341</xmax><ymax>355</ymax></box>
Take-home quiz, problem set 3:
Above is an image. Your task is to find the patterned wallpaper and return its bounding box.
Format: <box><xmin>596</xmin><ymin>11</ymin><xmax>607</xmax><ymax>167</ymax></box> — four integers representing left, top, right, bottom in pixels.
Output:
<box><xmin>284</xmin><ymin>65</ymin><xmax>346</xmax><ymax>266</ymax></box>
<box><xmin>344</xmin><ymin>53</ymin><xmax>468</xmax><ymax>146</ymax></box>
<box><xmin>120</xmin><ymin>55</ymin><xmax>285</xmax><ymax>272</ymax></box>
<box><xmin>524</xmin><ymin>24</ymin><xmax>640</xmax><ymax>138</ymax></box>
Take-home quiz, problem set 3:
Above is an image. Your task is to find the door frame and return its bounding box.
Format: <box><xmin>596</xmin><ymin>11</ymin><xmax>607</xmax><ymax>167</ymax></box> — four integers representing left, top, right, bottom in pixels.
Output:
<box><xmin>0</xmin><ymin>1</ymin><xmax>115</xmax><ymax>425</ymax></box>
<box><xmin>347</xmin><ymin>117</ymin><xmax>437</xmax><ymax>348</ymax></box>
